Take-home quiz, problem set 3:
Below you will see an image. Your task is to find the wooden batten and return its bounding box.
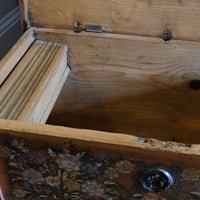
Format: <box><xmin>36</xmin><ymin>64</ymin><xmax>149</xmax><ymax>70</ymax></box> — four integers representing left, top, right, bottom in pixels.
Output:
<box><xmin>19</xmin><ymin>0</ymin><xmax>200</xmax><ymax>41</ymax></box>
<box><xmin>0</xmin><ymin>28</ymin><xmax>34</xmax><ymax>85</ymax></box>
<box><xmin>0</xmin><ymin>118</ymin><xmax>199</xmax><ymax>156</ymax></box>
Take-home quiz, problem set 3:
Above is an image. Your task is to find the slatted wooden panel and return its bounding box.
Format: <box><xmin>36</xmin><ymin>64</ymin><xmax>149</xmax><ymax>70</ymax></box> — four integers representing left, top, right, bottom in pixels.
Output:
<box><xmin>0</xmin><ymin>38</ymin><xmax>69</xmax><ymax>124</ymax></box>
<box><xmin>34</xmin><ymin>28</ymin><xmax>200</xmax><ymax>144</ymax></box>
<box><xmin>27</xmin><ymin>0</ymin><xmax>200</xmax><ymax>41</ymax></box>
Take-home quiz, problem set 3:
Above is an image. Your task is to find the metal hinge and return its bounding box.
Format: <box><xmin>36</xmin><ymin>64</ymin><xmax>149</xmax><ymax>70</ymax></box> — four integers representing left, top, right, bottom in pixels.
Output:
<box><xmin>85</xmin><ymin>24</ymin><xmax>103</xmax><ymax>33</ymax></box>
<box><xmin>74</xmin><ymin>21</ymin><xmax>102</xmax><ymax>33</ymax></box>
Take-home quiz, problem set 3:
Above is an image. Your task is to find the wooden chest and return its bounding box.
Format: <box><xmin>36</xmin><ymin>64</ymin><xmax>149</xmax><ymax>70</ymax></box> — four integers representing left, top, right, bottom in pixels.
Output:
<box><xmin>0</xmin><ymin>0</ymin><xmax>200</xmax><ymax>199</ymax></box>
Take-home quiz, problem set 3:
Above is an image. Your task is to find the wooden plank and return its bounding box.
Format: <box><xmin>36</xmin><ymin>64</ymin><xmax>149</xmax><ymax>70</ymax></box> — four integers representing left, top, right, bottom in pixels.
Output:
<box><xmin>17</xmin><ymin>43</ymin><xmax>68</xmax><ymax>123</ymax></box>
<box><xmin>0</xmin><ymin>28</ymin><xmax>35</xmax><ymax>85</ymax></box>
<box><xmin>0</xmin><ymin>118</ymin><xmax>199</xmax><ymax>155</ymax></box>
<box><xmin>38</xmin><ymin>67</ymin><xmax>70</xmax><ymax>124</ymax></box>
<box><xmin>35</xmin><ymin>28</ymin><xmax>200</xmax><ymax>144</ymax></box>
<box><xmin>20</xmin><ymin>61</ymin><xmax>70</xmax><ymax>124</ymax></box>
<box><xmin>28</xmin><ymin>0</ymin><xmax>200</xmax><ymax>41</ymax></box>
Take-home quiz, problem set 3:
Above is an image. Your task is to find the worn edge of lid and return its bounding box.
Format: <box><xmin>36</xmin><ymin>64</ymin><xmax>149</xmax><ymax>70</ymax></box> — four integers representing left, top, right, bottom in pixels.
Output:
<box><xmin>0</xmin><ymin>119</ymin><xmax>199</xmax><ymax>156</ymax></box>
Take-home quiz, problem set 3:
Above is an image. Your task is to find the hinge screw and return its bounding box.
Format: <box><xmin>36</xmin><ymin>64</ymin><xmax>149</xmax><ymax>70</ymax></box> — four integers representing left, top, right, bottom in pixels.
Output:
<box><xmin>162</xmin><ymin>29</ymin><xmax>173</xmax><ymax>41</ymax></box>
<box><xmin>74</xmin><ymin>21</ymin><xmax>83</xmax><ymax>33</ymax></box>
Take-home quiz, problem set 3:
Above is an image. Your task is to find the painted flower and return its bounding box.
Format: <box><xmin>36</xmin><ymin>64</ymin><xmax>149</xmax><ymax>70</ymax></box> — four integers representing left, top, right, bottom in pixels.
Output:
<box><xmin>22</xmin><ymin>168</ymin><xmax>44</xmax><ymax>184</ymax></box>
<box><xmin>81</xmin><ymin>180</ymin><xmax>105</xmax><ymax>197</ymax></box>
<box><xmin>141</xmin><ymin>192</ymin><xmax>161</xmax><ymax>200</ymax></box>
<box><xmin>27</xmin><ymin>152</ymin><xmax>47</xmax><ymax>165</ymax></box>
<box><xmin>68</xmin><ymin>171</ymin><xmax>81</xmax><ymax>180</ymax></box>
<box><xmin>115</xmin><ymin>160</ymin><xmax>135</xmax><ymax>174</ymax></box>
<box><xmin>104</xmin><ymin>167</ymin><xmax>119</xmax><ymax>180</ymax></box>
<box><xmin>56</xmin><ymin>154</ymin><xmax>81</xmax><ymax>172</ymax></box>
<box><xmin>104</xmin><ymin>182</ymin><xmax>128</xmax><ymax>198</ymax></box>
<box><xmin>46</xmin><ymin>176</ymin><xmax>61</xmax><ymax>187</ymax></box>
<box><xmin>48</xmin><ymin>148</ymin><xmax>57</xmax><ymax>157</ymax></box>
<box><xmin>19</xmin><ymin>180</ymin><xmax>32</xmax><ymax>191</ymax></box>
<box><xmin>181</xmin><ymin>168</ymin><xmax>200</xmax><ymax>181</ymax></box>
<box><xmin>37</xmin><ymin>185</ymin><xmax>54</xmax><ymax>196</ymax></box>
<box><xmin>45</xmin><ymin>161</ymin><xmax>59</xmax><ymax>173</ymax></box>
<box><xmin>63</xmin><ymin>178</ymin><xmax>81</xmax><ymax>192</ymax></box>
<box><xmin>93</xmin><ymin>154</ymin><xmax>109</xmax><ymax>164</ymax></box>
<box><xmin>13</xmin><ymin>189</ymin><xmax>28</xmax><ymax>197</ymax></box>
<box><xmin>10</xmin><ymin>153</ymin><xmax>27</xmax><ymax>166</ymax></box>
<box><xmin>104</xmin><ymin>184</ymin><xmax>120</xmax><ymax>196</ymax></box>
<box><xmin>11</xmin><ymin>139</ymin><xmax>25</xmax><ymax>149</ymax></box>
<box><xmin>0</xmin><ymin>145</ymin><xmax>11</xmax><ymax>158</ymax></box>
<box><xmin>80</xmin><ymin>163</ymin><xmax>101</xmax><ymax>178</ymax></box>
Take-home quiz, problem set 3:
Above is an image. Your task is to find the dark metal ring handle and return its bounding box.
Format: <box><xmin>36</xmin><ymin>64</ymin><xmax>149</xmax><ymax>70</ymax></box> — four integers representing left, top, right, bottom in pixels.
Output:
<box><xmin>140</xmin><ymin>168</ymin><xmax>173</xmax><ymax>193</ymax></box>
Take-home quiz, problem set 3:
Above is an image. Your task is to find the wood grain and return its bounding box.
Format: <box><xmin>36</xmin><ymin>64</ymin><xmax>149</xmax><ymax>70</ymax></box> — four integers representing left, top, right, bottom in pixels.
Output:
<box><xmin>0</xmin><ymin>28</ymin><xmax>34</xmax><ymax>86</ymax></box>
<box><xmin>0</xmin><ymin>38</ymin><xmax>69</xmax><ymax>124</ymax></box>
<box><xmin>0</xmin><ymin>118</ymin><xmax>199</xmax><ymax>156</ymax></box>
<box><xmin>18</xmin><ymin>0</ymin><xmax>29</xmax><ymax>30</ymax></box>
<box><xmin>34</xmin><ymin>28</ymin><xmax>200</xmax><ymax>144</ymax></box>
<box><xmin>27</xmin><ymin>0</ymin><xmax>200</xmax><ymax>41</ymax></box>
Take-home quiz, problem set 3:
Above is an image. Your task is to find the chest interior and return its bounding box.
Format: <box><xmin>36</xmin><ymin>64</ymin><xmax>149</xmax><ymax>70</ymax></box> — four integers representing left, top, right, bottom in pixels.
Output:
<box><xmin>1</xmin><ymin>0</ymin><xmax>200</xmax><ymax>145</ymax></box>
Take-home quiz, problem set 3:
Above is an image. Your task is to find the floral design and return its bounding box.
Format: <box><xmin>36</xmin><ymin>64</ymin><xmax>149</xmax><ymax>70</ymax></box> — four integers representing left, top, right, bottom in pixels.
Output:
<box><xmin>80</xmin><ymin>163</ymin><xmax>101</xmax><ymax>178</ymax></box>
<box><xmin>27</xmin><ymin>152</ymin><xmax>47</xmax><ymax>165</ymax></box>
<box><xmin>10</xmin><ymin>139</ymin><xmax>25</xmax><ymax>150</ymax></box>
<box><xmin>10</xmin><ymin>153</ymin><xmax>27</xmax><ymax>167</ymax></box>
<box><xmin>103</xmin><ymin>167</ymin><xmax>119</xmax><ymax>180</ymax></box>
<box><xmin>12</xmin><ymin>189</ymin><xmax>28</xmax><ymax>197</ymax></box>
<box><xmin>81</xmin><ymin>180</ymin><xmax>105</xmax><ymax>197</ymax></box>
<box><xmin>0</xmin><ymin>145</ymin><xmax>11</xmax><ymax>158</ymax></box>
<box><xmin>45</xmin><ymin>176</ymin><xmax>60</xmax><ymax>187</ymax></box>
<box><xmin>36</xmin><ymin>185</ymin><xmax>54</xmax><ymax>196</ymax></box>
<box><xmin>0</xmin><ymin>138</ymin><xmax>198</xmax><ymax>200</ymax></box>
<box><xmin>56</xmin><ymin>154</ymin><xmax>81</xmax><ymax>172</ymax></box>
<box><xmin>63</xmin><ymin>178</ymin><xmax>81</xmax><ymax>192</ymax></box>
<box><xmin>115</xmin><ymin>160</ymin><xmax>135</xmax><ymax>174</ymax></box>
<box><xmin>19</xmin><ymin>180</ymin><xmax>33</xmax><ymax>191</ymax></box>
<box><xmin>93</xmin><ymin>154</ymin><xmax>109</xmax><ymax>164</ymax></box>
<box><xmin>181</xmin><ymin>168</ymin><xmax>200</xmax><ymax>181</ymax></box>
<box><xmin>22</xmin><ymin>168</ymin><xmax>44</xmax><ymax>184</ymax></box>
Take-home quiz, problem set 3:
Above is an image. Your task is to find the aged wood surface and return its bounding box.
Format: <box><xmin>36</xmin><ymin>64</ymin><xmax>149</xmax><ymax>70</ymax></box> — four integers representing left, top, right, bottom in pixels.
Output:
<box><xmin>18</xmin><ymin>0</ymin><xmax>29</xmax><ymax>30</ymax></box>
<box><xmin>34</xmin><ymin>28</ymin><xmax>200</xmax><ymax>144</ymax></box>
<box><xmin>0</xmin><ymin>118</ymin><xmax>199</xmax><ymax>156</ymax></box>
<box><xmin>0</xmin><ymin>119</ymin><xmax>199</xmax><ymax>199</ymax></box>
<box><xmin>27</xmin><ymin>0</ymin><xmax>200</xmax><ymax>41</ymax></box>
<box><xmin>0</xmin><ymin>28</ymin><xmax>34</xmax><ymax>86</ymax></box>
<box><xmin>0</xmin><ymin>133</ymin><xmax>199</xmax><ymax>199</ymax></box>
<box><xmin>0</xmin><ymin>38</ymin><xmax>69</xmax><ymax>124</ymax></box>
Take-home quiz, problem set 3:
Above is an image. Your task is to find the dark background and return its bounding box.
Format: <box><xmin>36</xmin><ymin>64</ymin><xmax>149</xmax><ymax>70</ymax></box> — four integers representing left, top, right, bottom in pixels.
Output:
<box><xmin>0</xmin><ymin>0</ymin><xmax>23</xmax><ymax>60</ymax></box>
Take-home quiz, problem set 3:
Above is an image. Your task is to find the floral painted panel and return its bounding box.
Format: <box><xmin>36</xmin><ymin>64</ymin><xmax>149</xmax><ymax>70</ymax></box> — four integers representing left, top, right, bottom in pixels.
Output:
<box><xmin>0</xmin><ymin>138</ymin><xmax>199</xmax><ymax>200</ymax></box>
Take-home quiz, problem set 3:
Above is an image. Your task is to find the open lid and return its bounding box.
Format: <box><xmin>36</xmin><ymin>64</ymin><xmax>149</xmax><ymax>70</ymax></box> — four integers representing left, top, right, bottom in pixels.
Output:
<box><xmin>19</xmin><ymin>0</ymin><xmax>200</xmax><ymax>41</ymax></box>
